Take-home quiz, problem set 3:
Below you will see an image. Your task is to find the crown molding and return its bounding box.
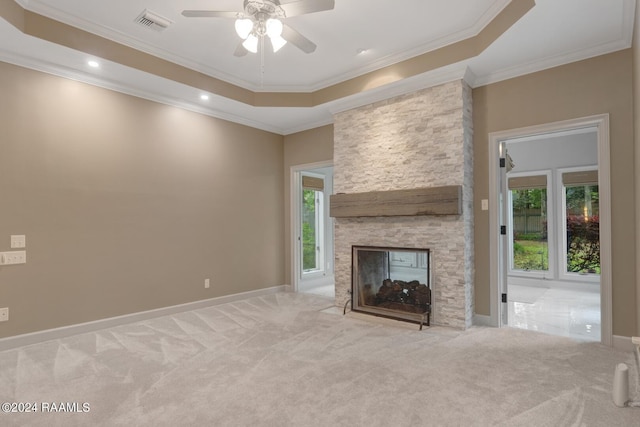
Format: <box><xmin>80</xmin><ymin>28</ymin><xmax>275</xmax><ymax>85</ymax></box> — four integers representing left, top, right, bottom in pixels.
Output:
<box><xmin>0</xmin><ymin>41</ymin><xmax>469</xmax><ymax>136</ymax></box>
<box><xmin>473</xmin><ymin>0</ymin><xmax>635</xmax><ymax>88</ymax></box>
<box><xmin>0</xmin><ymin>47</ymin><xmax>287</xmax><ymax>134</ymax></box>
<box><xmin>284</xmin><ymin>61</ymin><xmax>474</xmax><ymax>134</ymax></box>
<box><xmin>473</xmin><ymin>38</ymin><xmax>632</xmax><ymax>88</ymax></box>
<box><xmin>327</xmin><ymin>61</ymin><xmax>470</xmax><ymax>116</ymax></box>
<box><xmin>17</xmin><ymin>0</ymin><xmax>255</xmax><ymax>89</ymax></box>
<box><xmin>301</xmin><ymin>0</ymin><xmax>511</xmax><ymax>92</ymax></box>
<box><xmin>622</xmin><ymin>0</ymin><xmax>637</xmax><ymax>46</ymax></box>
<box><xmin>280</xmin><ymin>113</ymin><xmax>334</xmax><ymax>135</ymax></box>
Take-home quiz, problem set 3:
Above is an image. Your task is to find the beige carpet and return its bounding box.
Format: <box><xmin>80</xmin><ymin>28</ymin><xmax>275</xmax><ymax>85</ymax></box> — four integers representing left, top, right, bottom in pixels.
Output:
<box><xmin>0</xmin><ymin>292</ymin><xmax>638</xmax><ymax>426</ymax></box>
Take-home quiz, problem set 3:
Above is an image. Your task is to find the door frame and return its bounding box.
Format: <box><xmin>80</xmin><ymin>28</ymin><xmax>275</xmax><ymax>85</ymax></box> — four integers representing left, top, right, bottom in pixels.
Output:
<box><xmin>290</xmin><ymin>160</ymin><xmax>334</xmax><ymax>293</ymax></box>
<box><xmin>488</xmin><ymin>114</ymin><xmax>612</xmax><ymax>346</ymax></box>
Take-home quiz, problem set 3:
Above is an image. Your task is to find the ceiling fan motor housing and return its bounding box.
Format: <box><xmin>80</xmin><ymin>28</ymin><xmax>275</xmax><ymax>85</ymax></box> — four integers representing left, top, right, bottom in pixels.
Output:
<box><xmin>244</xmin><ymin>0</ymin><xmax>285</xmax><ymax>20</ymax></box>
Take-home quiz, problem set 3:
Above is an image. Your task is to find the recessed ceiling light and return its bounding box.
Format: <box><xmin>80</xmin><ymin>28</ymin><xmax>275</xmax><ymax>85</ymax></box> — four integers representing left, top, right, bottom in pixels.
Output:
<box><xmin>356</xmin><ymin>48</ymin><xmax>368</xmax><ymax>55</ymax></box>
<box><xmin>87</xmin><ymin>60</ymin><xmax>100</xmax><ymax>68</ymax></box>
<box><xmin>200</xmin><ymin>94</ymin><xmax>210</xmax><ymax>101</ymax></box>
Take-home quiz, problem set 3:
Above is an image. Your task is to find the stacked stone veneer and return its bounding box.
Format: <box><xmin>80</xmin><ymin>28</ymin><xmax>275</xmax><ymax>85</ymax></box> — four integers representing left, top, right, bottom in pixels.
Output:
<box><xmin>333</xmin><ymin>80</ymin><xmax>474</xmax><ymax>329</ymax></box>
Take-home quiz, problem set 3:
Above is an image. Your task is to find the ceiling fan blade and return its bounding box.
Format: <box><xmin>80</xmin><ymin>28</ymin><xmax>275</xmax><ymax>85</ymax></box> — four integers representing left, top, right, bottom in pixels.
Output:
<box><xmin>181</xmin><ymin>10</ymin><xmax>239</xmax><ymax>18</ymax></box>
<box><xmin>282</xmin><ymin>24</ymin><xmax>316</xmax><ymax>53</ymax></box>
<box><xmin>279</xmin><ymin>0</ymin><xmax>335</xmax><ymax>17</ymax></box>
<box><xmin>234</xmin><ymin>43</ymin><xmax>249</xmax><ymax>57</ymax></box>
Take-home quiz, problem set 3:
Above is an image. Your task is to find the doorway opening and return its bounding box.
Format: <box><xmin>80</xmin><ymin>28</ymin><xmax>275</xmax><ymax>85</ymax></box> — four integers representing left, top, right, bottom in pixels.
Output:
<box><xmin>488</xmin><ymin>115</ymin><xmax>612</xmax><ymax>345</ymax></box>
<box><xmin>291</xmin><ymin>162</ymin><xmax>334</xmax><ymax>298</ymax></box>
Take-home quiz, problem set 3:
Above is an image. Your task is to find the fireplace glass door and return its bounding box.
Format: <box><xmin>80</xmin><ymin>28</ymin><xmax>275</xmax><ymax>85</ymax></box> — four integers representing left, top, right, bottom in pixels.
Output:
<box><xmin>352</xmin><ymin>246</ymin><xmax>431</xmax><ymax>325</ymax></box>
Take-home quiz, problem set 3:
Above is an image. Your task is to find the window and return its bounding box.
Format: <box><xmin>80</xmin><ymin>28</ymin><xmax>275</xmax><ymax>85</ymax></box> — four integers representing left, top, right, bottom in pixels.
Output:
<box><xmin>562</xmin><ymin>170</ymin><xmax>599</xmax><ymax>276</ymax></box>
<box><xmin>301</xmin><ymin>175</ymin><xmax>324</xmax><ymax>274</ymax></box>
<box><xmin>508</xmin><ymin>174</ymin><xmax>549</xmax><ymax>274</ymax></box>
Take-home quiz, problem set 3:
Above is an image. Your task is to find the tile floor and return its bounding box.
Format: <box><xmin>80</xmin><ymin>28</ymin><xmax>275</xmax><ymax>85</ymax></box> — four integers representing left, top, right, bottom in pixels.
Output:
<box><xmin>299</xmin><ymin>282</ymin><xmax>601</xmax><ymax>342</ymax></box>
<box><xmin>300</xmin><ymin>284</ymin><xmax>335</xmax><ymax>298</ymax></box>
<box><xmin>507</xmin><ymin>283</ymin><xmax>601</xmax><ymax>342</ymax></box>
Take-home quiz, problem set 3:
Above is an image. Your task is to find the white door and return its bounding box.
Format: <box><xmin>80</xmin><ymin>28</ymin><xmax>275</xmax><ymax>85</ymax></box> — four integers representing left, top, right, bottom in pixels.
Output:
<box><xmin>499</xmin><ymin>141</ymin><xmax>509</xmax><ymax>327</ymax></box>
<box><xmin>489</xmin><ymin>115</ymin><xmax>612</xmax><ymax>345</ymax></box>
<box><xmin>292</xmin><ymin>164</ymin><xmax>334</xmax><ymax>297</ymax></box>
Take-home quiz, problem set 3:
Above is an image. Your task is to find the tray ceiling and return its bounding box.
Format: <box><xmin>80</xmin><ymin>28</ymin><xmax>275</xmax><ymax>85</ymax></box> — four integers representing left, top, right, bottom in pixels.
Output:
<box><xmin>0</xmin><ymin>0</ymin><xmax>635</xmax><ymax>134</ymax></box>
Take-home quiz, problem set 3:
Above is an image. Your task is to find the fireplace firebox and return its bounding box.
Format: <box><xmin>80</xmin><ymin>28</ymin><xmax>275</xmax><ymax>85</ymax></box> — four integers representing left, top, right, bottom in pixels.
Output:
<box><xmin>351</xmin><ymin>246</ymin><xmax>431</xmax><ymax>328</ymax></box>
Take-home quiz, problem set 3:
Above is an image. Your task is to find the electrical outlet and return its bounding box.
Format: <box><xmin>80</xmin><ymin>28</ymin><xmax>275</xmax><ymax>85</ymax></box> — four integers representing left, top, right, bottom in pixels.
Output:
<box><xmin>0</xmin><ymin>251</ymin><xmax>26</xmax><ymax>265</ymax></box>
<box><xmin>0</xmin><ymin>308</ymin><xmax>8</xmax><ymax>322</ymax></box>
<box><xmin>10</xmin><ymin>235</ymin><xmax>26</xmax><ymax>249</ymax></box>
<box><xmin>204</xmin><ymin>278</ymin><xmax>210</xmax><ymax>289</ymax></box>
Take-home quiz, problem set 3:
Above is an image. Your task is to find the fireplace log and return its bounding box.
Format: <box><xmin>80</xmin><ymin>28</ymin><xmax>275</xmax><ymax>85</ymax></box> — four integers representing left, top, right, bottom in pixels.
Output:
<box><xmin>373</xmin><ymin>280</ymin><xmax>430</xmax><ymax>314</ymax></box>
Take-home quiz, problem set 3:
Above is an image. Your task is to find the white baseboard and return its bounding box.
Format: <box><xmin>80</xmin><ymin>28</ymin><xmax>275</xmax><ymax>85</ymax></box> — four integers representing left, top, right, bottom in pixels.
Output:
<box><xmin>0</xmin><ymin>285</ymin><xmax>290</xmax><ymax>351</ymax></box>
<box><xmin>612</xmin><ymin>335</ymin><xmax>636</xmax><ymax>352</ymax></box>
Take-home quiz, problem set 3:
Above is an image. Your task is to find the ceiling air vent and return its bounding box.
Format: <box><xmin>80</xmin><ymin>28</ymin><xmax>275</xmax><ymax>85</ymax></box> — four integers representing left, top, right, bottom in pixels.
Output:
<box><xmin>135</xmin><ymin>9</ymin><xmax>172</xmax><ymax>32</ymax></box>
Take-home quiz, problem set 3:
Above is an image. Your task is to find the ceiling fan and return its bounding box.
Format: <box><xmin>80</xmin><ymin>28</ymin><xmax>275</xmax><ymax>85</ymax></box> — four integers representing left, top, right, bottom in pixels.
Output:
<box><xmin>182</xmin><ymin>0</ymin><xmax>335</xmax><ymax>56</ymax></box>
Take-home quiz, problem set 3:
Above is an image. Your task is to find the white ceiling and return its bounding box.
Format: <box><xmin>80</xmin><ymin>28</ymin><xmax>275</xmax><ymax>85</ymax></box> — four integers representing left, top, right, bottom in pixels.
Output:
<box><xmin>0</xmin><ymin>0</ymin><xmax>635</xmax><ymax>134</ymax></box>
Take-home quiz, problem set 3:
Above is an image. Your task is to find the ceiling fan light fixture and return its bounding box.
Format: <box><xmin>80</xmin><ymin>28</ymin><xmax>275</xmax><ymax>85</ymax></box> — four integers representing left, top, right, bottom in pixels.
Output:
<box><xmin>182</xmin><ymin>0</ymin><xmax>335</xmax><ymax>56</ymax></box>
<box><xmin>265</xmin><ymin>18</ymin><xmax>283</xmax><ymax>38</ymax></box>
<box><xmin>242</xmin><ymin>33</ymin><xmax>259</xmax><ymax>53</ymax></box>
<box><xmin>270</xmin><ymin>34</ymin><xmax>287</xmax><ymax>52</ymax></box>
<box><xmin>235</xmin><ymin>18</ymin><xmax>254</xmax><ymax>39</ymax></box>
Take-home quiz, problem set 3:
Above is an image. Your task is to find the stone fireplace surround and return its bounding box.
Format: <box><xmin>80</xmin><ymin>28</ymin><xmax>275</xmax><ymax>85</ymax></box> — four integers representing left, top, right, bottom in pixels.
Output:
<box><xmin>332</xmin><ymin>80</ymin><xmax>474</xmax><ymax>329</ymax></box>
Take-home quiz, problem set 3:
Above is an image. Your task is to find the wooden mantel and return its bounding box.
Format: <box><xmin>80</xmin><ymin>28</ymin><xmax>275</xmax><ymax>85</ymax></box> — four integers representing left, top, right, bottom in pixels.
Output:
<box><xmin>329</xmin><ymin>185</ymin><xmax>462</xmax><ymax>218</ymax></box>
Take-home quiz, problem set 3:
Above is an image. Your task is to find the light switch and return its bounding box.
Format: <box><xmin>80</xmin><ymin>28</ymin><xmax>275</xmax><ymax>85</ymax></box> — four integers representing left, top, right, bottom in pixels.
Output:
<box><xmin>10</xmin><ymin>235</ymin><xmax>26</xmax><ymax>248</ymax></box>
<box><xmin>0</xmin><ymin>251</ymin><xmax>26</xmax><ymax>265</ymax></box>
<box><xmin>481</xmin><ymin>199</ymin><xmax>489</xmax><ymax>211</ymax></box>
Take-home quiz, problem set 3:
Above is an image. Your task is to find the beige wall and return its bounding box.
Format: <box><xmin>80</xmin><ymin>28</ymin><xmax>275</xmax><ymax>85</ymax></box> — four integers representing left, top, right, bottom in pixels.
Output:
<box><xmin>473</xmin><ymin>49</ymin><xmax>636</xmax><ymax>337</ymax></box>
<box><xmin>1</xmin><ymin>47</ymin><xmax>635</xmax><ymax>339</ymax></box>
<box><xmin>0</xmin><ymin>61</ymin><xmax>285</xmax><ymax>338</ymax></box>
<box><xmin>282</xmin><ymin>125</ymin><xmax>333</xmax><ymax>286</ymax></box>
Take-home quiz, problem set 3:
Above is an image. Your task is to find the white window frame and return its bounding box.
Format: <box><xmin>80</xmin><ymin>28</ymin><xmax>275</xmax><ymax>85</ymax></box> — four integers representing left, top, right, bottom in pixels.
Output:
<box><xmin>507</xmin><ymin>170</ymin><xmax>555</xmax><ymax>280</ymax></box>
<box><xmin>301</xmin><ymin>172</ymin><xmax>326</xmax><ymax>278</ymax></box>
<box><xmin>557</xmin><ymin>166</ymin><xmax>600</xmax><ymax>283</ymax></box>
<box><xmin>290</xmin><ymin>162</ymin><xmax>335</xmax><ymax>293</ymax></box>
